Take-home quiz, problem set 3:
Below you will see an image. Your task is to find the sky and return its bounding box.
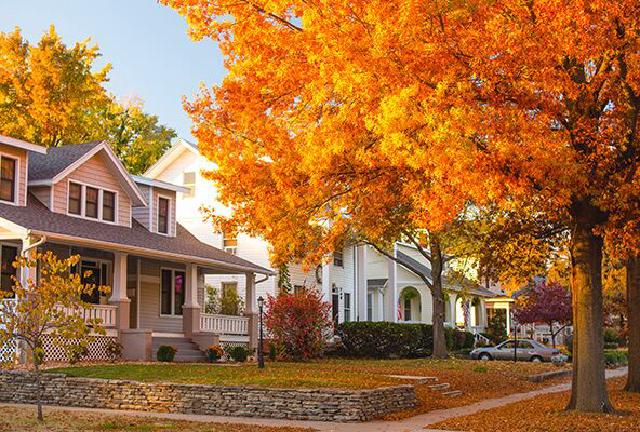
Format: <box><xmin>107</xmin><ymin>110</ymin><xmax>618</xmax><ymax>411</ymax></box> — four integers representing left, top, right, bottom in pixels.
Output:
<box><xmin>0</xmin><ymin>0</ymin><xmax>227</xmax><ymax>140</ymax></box>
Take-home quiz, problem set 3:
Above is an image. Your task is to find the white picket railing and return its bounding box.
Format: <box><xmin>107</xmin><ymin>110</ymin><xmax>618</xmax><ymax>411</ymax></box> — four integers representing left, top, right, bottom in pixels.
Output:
<box><xmin>58</xmin><ymin>304</ymin><xmax>118</xmax><ymax>328</ymax></box>
<box><xmin>200</xmin><ymin>313</ymin><xmax>249</xmax><ymax>335</ymax></box>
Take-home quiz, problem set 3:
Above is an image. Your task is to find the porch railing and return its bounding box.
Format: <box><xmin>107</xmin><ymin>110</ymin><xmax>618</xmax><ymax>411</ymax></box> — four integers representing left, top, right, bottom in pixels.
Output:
<box><xmin>58</xmin><ymin>304</ymin><xmax>118</xmax><ymax>328</ymax></box>
<box><xmin>200</xmin><ymin>313</ymin><xmax>249</xmax><ymax>335</ymax></box>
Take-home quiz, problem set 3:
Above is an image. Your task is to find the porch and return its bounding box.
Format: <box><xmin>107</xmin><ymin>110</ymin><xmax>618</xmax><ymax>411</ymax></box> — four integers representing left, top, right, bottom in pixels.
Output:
<box><xmin>0</xmin><ymin>237</ymin><xmax>265</xmax><ymax>363</ymax></box>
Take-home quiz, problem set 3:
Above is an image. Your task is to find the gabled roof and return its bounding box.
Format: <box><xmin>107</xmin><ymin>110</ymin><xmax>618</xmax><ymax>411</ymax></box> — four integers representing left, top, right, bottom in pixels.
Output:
<box><xmin>0</xmin><ymin>194</ymin><xmax>273</xmax><ymax>275</ymax></box>
<box><xmin>144</xmin><ymin>137</ymin><xmax>200</xmax><ymax>178</ymax></box>
<box><xmin>131</xmin><ymin>175</ymin><xmax>190</xmax><ymax>194</ymax></box>
<box><xmin>28</xmin><ymin>141</ymin><xmax>146</xmax><ymax>206</ymax></box>
<box><xmin>0</xmin><ymin>135</ymin><xmax>47</xmax><ymax>154</ymax></box>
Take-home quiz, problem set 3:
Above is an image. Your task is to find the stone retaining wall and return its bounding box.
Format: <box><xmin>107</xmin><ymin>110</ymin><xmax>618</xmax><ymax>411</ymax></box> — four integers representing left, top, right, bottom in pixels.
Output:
<box><xmin>0</xmin><ymin>370</ymin><xmax>417</xmax><ymax>421</ymax></box>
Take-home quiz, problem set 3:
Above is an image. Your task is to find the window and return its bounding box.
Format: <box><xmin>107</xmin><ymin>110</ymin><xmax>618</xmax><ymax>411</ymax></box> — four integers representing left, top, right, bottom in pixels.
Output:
<box><xmin>0</xmin><ymin>157</ymin><xmax>16</xmax><ymax>203</ymax></box>
<box><xmin>183</xmin><ymin>172</ymin><xmax>196</xmax><ymax>198</ymax></box>
<box><xmin>160</xmin><ymin>269</ymin><xmax>186</xmax><ymax>316</ymax></box>
<box><xmin>367</xmin><ymin>292</ymin><xmax>373</xmax><ymax>321</ymax></box>
<box><xmin>85</xmin><ymin>186</ymin><xmax>99</xmax><ymax>218</ymax></box>
<box><xmin>518</xmin><ymin>341</ymin><xmax>534</xmax><ymax>349</ymax></box>
<box><xmin>404</xmin><ymin>297</ymin><xmax>412</xmax><ymax>321</ymax></box>
<box><xmin>158</xmin><ymin>197</ymin><xmax>170</xmax><ymax>234</ymax></box>
<box><xmin>223</xmin><ymin>230</ymin><xmax>238</xmax><ymax>255</ymax></box>
<box><xmin>343</xmin><ymin>293</ymin><xmax>351</xmax><ymax>323</ymax></box>
<box><xmin>68</xmin><ymin>183</ymin><xmax>82</xmax><ymax>215</ymax></box>
<box><xmin>333</xmin><ymin>251</ymin><xmax>343</xmax><ymax>267</ymax></box>
<box><xmin>293</xmin><ymin>285</ymin><xmax>305</xmax><ymax>295</ymax></box>
<box><xmin>68</xmin><ymin>182</ymin><xmax>117</xmax><ymax>222</ymax></box>
<box><xmin>102</xmin><ymin>190</ymin><xmax>116</xmax><ymax>222</ymax></box>
<box><xmin>0</xmin><ymin>245</ymin><xmax>18</xmax><ymax>296</ymax></box>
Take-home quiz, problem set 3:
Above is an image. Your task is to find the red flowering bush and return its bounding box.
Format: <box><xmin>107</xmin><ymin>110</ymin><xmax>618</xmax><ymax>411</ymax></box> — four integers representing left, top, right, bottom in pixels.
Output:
<box><xmin>264</xmin><ymin>289</ymin><xmax>332</xmax><ymax>361</ymax></box>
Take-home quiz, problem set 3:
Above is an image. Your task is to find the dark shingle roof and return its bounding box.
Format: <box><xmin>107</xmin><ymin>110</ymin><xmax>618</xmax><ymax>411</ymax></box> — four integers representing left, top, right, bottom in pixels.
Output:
<box><xmin>0</xmin><ymin>194</ymin><xmax>272</xmax><ymax>274</ymax></box>
<box><xmin>397</xmin><ymin>251</ymin><xmax>432</xmax><ymax>280</ymax></box>
<box><xmin>28</xmin><ymin>142</ymin><xmax>103</xmax><ymax>181</ymax></box>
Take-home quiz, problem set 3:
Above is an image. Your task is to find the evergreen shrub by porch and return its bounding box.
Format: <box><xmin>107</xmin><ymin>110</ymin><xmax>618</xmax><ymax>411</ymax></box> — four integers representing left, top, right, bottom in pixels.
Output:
<box><xmin>226</xmin><ymin>345</ymin><xmax>251</xmax><ymax>362</ymax></box>
<box><xmin>156</xmin><ymin>345</ymin><xmax>176</xmax><ymax>362</ymax></box>
<box><xmin>207</xmin><ymin>345</ymin><xmax>225</xmax><ymax>362</ymax></box>
<box><xmin>444</xmin><ymin>328</ymin><xmax>476</xmax><ymax>351</ymax></box>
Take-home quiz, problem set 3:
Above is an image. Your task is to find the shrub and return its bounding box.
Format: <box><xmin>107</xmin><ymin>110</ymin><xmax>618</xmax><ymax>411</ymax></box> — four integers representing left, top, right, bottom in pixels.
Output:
<box><xmin>604</xmin><ymin>350</ymin><xmax>628</xmax><ymax>367</ymax></box>
<box><xmin>105</xmin><ymin>339</ymin><xmax>123</xmax><ymax>362</ymax></box>
<box><xmin>67</xmin><ymin>344</ymin><xmax>89</xmax><ymax>364</ymax></box>
<box><xmin>604</xmin><ymin>327</ymin><xmax>620</xmax><ymax>344</ymax></box>
<box><xmin>226</xmin><ymin>345</ymin><xmax>251</xmax><ymax>362</ymax></box>
<box><xmin>444</xmin><ymin>327</ymin><xmax>476</xmax><ymax>351</ymax></box>
<box><xmin>207</xmin><ymin>345</ymin><xmax>225</xmax><ymax>362</ymax></box>
<box><xmin>338</xmin><ymin>322</ymin><xmax>433</xmax><ymax>358</ymax></box>
<box><xmin>485</xmin><ymin>314</ymin><xmax>508</xmax><ymax>344</ymax></box>
<box><xmin>268</xmin><ymin>342</ymin><xmax>278</xmax><ymax>362</ymax></box>
<box><xmin>264</xmin><ymin>289</ymin><xmax>332</xmax><ymax>361</ymax></box>
<box><xmin>157</xmin><ymin>345</ymin><xmax>176</xmax><ymax>362</ymax></box>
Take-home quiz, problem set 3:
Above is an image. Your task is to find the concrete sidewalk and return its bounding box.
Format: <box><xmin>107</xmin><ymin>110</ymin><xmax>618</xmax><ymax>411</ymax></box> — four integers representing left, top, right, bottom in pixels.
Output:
<box><xmin>2</xmin><ymin>367</ymin><xmax>627</xmax><ymax>432</ymax></box>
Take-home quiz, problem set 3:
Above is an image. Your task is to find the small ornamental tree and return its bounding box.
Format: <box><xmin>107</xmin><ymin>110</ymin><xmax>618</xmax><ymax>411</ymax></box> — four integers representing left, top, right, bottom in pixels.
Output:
<box><xmin>0</xmin><ymin>252</ymin><xmax>109</xmax><ymax>421</ymax></box>
<box><xmin>514</xmin><ymin>281</ymin><xmax>572</xmax><ymax>348</ymax></box>
<box><xmin>264</xmin><ymin>289</ymin><xmax>332</xmax><ymax>361</ymax></box>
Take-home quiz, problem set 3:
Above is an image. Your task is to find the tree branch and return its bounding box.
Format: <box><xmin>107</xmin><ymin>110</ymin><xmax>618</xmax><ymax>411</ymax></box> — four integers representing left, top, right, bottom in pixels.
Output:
<box><xmin>365</xmin><ymin>241</ymin><xmax>433</xmax><ymax>289</ymax></box>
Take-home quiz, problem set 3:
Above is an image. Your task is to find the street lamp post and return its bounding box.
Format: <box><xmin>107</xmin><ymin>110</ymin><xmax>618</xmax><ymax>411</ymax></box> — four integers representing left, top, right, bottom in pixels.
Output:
<box><xmin>257</xmin><ymin>296</ymin><xmax>265</xmax><ymax>369</ymax></box>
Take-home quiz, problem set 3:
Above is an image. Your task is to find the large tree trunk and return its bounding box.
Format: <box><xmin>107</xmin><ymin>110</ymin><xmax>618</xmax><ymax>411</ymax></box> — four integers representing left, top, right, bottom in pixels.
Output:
<box><xmin>566</xmin><ymin>210</ymin><xmax>612</xmax><ymax>412</ymax></box>
<box><xmin>626</xmin><ymin>256</ymin><xmax>640</xmax><ymax>393</ymax></box>
<box><xmin>430</xmin><ymin>236</ymin><xmax>447</xmax><ymax>359</ymax></box>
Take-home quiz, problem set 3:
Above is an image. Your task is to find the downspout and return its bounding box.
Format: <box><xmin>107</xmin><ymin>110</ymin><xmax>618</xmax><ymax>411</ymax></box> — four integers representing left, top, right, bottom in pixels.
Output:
<box><xmin>256</xmin><ymin>274</ymin><xmax>269</xmax><ymax>284</ymax></box>
<box><xmin>21</xmin><ymin>231</ymin><xmax>46</xmax><ymax>257</ymax></box>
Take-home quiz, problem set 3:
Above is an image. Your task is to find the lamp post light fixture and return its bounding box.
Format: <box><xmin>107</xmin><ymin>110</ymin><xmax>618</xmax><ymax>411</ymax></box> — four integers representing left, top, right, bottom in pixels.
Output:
<box><xmin>257</xmin><ymin>296</ymin><xmax>265</xmax><ymax>369</ymax></box>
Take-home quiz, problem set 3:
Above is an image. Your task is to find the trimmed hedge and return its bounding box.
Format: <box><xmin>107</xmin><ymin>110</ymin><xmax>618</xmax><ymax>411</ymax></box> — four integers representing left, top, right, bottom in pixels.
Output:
<box><xmin>337</xmin><ymin>322</ymin><xmax>474</xmax><ymax>359</ymax></box>
<box><xmin>604</xmin><ymin>350</ymin><xmax>628</xmax><ymax>367</ymax></box>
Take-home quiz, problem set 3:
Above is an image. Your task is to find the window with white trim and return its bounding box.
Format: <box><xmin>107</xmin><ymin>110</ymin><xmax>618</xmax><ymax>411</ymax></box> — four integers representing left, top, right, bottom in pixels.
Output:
<box><xmin>157</xmin><ymin>197</ymin><xmax>170</xmax><ymax>234</ymax></box>
<box><xmin>0</xmin><ymin>244</ymin><xmax>18</xmax><ymax>297</ymax></box>
<box><xmin>0</xmin><ymin>157</ymin><xmax>16</xmax><ymax>203</ymax></box>
<box><xmin>343</xmin><ymin>293</ymin><xmax>351</xmax><ymax>323</ymax></box>
<box><xmin>333</xmin><ymin>251</ymin><xmax>344</xmax><ymax>267</ymax></box>
<box><xmin>223</xmin><ymin>230</ymin><xmax>238</xmax><ymax>255</ymax></box>
<box><xmin>67</xmin><ymin>181</ymin><xmax>118</xmax><ymax>223</ymax></box>
<box><xmin>160</xmin><ymin>268</ymin><xmax>185</xmax><ymax>316</ymax></box>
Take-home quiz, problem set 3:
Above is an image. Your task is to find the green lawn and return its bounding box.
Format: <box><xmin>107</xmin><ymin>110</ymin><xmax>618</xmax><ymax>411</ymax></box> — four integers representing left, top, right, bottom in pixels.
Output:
<box><xmin>46</xmin><ymin>358</ymin><xmax>562</xmax><ymax>391</ymax></box>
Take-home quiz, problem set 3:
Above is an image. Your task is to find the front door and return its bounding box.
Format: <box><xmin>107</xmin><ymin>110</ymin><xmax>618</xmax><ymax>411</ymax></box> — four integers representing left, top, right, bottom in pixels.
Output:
<box><xmin>80</xmin><ymin>260</ymin><xmax>102</xmax><ymax>304</ymax></box>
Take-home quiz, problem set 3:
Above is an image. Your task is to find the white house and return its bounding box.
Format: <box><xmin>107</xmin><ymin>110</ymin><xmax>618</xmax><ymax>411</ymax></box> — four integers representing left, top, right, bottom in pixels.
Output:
<box><xmin>146</xmin><ymin>138</ymin><xmax>513</xmax><ymax>335</ymax></box>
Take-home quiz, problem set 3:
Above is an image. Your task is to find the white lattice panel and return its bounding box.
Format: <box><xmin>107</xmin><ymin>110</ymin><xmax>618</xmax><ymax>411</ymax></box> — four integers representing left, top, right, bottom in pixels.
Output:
<box><xmin>0</xmin><ymin>339</ymin><xmax>16</xmax><ymax>363</ymax></box>
<box><xmin>42</xmin><ymin>335</ymin><xmax>118</xmax><ymax>363</ymax></box>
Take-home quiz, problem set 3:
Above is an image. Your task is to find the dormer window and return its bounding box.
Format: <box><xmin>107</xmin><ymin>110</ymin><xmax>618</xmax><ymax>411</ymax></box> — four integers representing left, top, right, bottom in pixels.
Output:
<box><xmin>85</xmin><ymin>186</ymin><xmax>99</xmax><ymax>219</ymax></box>
<box><xmin>102</xmin><ymin>191</ymin><xmax>116</xmax><ymax>222</ymax></box>
<box><xmin>158</xmin><ymin>197</ymin><xmax>170</xmax><ymax>234</ymax></box>
<box><xmin>67</xmin><ymin>181</ymin><xmax>118</xmax><ymax>223</ymax></box>
<box><xmin>0</xmin><ymin>157</ymin><xmax>16</xmax><ymax>203</ymax></box>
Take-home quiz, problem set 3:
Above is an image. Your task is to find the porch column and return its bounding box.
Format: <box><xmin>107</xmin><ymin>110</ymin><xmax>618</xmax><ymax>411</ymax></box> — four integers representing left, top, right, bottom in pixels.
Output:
<box><xmin>448</xmin><ymin>293</ymin><xmax>457</xmax><ymax>326</ymax></box>
<box><xmin>321</xmin><ymin>260</ymin><xmax>332</xmax><ymax>301</ymax></box>
<box><xmin>109</xmin><ymin>252</ymin><xmax>130</xmax><ymax>331</ymax></box>
<box><xmin>478</xmin><ymin>299</ymin><xmax>487</xmax><ymax>329</ymax></box>
<box><xmin>244</xmin><ymin>272</ymin><xmax>258</xmax><ymax>349</ymax></box>
<box><xmin>356</xmin><ymin>245</ymin><xmax>368</xmax><ymax>321</ymax></box>
<box><xmin>183</xmin><ymin>263</ymin><xmax>201</xmax><ymax>338</ymax></box>
<box><xmin>384</xmin><ymin>247</ymin><xmax>398</xmax><ymax>323</ymax></box>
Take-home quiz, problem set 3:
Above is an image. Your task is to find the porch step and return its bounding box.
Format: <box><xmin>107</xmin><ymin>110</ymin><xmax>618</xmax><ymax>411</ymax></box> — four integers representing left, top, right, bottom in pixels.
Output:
<box><xmin>386</xmin><ymin>375</ymin><xmax>439</xmax><ymax>385</ymax></box>
<box><xmin>429</xmin><ymin>382</ymin><xmax>451</xmax><ymax>391</ymax></box>
<box><xmin>152</xmin><ymin>337</ymin><xmax>207</xmax><ymax>363</ymax></box>
<box><xmin>442</xmin><ymin>390</ymin><xmax>464</xmax><ymax>397</ymax></box>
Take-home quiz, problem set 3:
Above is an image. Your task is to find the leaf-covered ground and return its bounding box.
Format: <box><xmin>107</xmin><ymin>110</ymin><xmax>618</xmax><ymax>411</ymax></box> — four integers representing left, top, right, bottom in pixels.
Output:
<box><xmin>432</xmin><ymin>378</ymin><xmax>640</xmax><ymax>432</ymax></box>
<box><xmin>0</xmin><ymin>405</ymin><xmax>311</xmax><ymax>432</ymax></box>
<box><xmin>45</xmin><ymin>359</ymin><xmax>567</xmax><ymax>419</ymax></box>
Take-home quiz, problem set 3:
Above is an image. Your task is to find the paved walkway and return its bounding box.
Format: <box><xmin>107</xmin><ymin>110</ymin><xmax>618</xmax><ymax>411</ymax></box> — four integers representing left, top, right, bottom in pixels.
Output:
<box><xmin>3</xmin><ymin>368</ymin><xmax>628</xmax><ymax>432</ymax></box>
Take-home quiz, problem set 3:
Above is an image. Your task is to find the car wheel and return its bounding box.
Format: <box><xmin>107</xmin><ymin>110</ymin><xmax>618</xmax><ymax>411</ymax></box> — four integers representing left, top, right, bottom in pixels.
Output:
<box><xmin>531</xmin><ymin>355</ymin><xmax>543</xmax><ymax>363</ymax></box>
<box><xmin>479</xmin><ymin>353</ymin><xmax>492</xmax><ymax>361</ymax></box>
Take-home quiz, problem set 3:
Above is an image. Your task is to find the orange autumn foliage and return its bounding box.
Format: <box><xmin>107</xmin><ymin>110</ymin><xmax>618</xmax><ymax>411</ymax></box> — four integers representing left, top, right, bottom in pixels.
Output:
<box><xmin>163</xmin><ymin>0</ymin><xmax>640</xmax><ymax>411</ymax></box>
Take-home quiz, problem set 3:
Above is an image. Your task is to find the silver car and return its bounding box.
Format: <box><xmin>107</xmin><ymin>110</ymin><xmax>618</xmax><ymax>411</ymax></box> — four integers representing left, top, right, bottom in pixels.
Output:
<box><xmin>470</xmin><ymin>338</ymin><xmax>562</xmax><ymax>362</ymax></box>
